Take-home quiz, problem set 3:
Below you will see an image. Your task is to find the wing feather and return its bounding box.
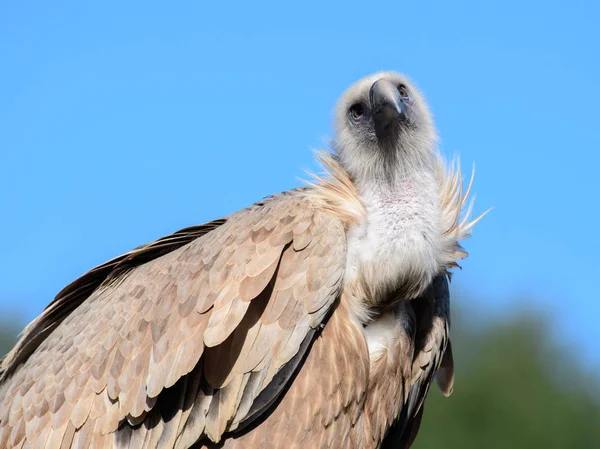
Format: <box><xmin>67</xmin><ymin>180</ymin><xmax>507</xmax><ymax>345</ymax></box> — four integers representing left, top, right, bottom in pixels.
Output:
<box><xmin>0</xmin><ymin>191</ymin><xmax>347</xmax><ymax>449</ymax></box>
<box><xmin>0</xmin><ymin>221</ymin><xmax>227</xmax><ymax>382</ymax></box>
<box><xmin>379</xmin><ymin>275</ymin><xmax>454</xmax><ymax>449</ymax></box>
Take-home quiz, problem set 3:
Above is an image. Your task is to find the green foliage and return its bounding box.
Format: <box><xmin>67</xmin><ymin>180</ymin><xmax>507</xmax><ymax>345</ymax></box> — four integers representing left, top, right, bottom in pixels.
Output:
<box><xmin>0</xmin><ymin>320</ymin><xmax>19</xmax><ymax>361</ymax></box>
<box><xmin>414</xmin><ymin>312</ymin><xmax>600</xmax><ymax>448</ymax></box>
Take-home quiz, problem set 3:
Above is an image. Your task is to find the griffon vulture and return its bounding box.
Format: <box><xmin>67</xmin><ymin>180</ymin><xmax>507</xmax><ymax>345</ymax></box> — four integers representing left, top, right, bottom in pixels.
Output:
<box><xmin>0</xmin><ymin>71</ymin><xmax>483</xmax><ymax>448</ymax></box>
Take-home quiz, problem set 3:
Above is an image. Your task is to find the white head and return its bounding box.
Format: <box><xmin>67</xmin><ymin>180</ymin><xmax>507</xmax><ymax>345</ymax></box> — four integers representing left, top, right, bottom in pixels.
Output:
<box><xmin>333</xmin><ymin>72</ymin><xmax>437</xmax><ymax>185</ymax></box>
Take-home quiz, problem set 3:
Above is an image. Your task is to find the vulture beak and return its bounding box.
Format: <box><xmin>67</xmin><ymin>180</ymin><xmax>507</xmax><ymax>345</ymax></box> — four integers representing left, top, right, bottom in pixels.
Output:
<box><xmin>369</xmin><ymin>79</ymin><xmax>407</xmax><ymax>136</ymax></box>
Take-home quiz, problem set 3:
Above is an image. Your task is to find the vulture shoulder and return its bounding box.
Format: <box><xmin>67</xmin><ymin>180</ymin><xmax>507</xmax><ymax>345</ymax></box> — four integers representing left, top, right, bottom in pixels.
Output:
<box><xmin>0</xmin><ymin>189</ymin><xmax>350</xmax><ymax>449</ymax></box>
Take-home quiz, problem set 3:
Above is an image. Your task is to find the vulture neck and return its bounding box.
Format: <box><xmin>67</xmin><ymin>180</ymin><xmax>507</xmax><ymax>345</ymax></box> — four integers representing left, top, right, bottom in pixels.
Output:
<box><xmin>346</xmin><ymin>158</ymin><xmax>442</xmax><ymax>306</ymax></box>
<box><xmin>307</xmin><ymin>148</ymin><xmax>481</xmax><ymax>311</ymax></box>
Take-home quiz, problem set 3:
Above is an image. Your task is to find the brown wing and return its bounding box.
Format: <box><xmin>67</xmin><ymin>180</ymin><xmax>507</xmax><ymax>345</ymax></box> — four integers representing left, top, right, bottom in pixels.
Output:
<box><xmin>192</xmin><ymin>298</ymin><xmax>371</xmax><ymax>449</ymax></box>
<box><xmin>380</xmin><ymin>275</ymin><xmax>454</xmax><ymax>449</ymax></box>
<box><xmin>0</xmin><ymin>191</ymin><xmax>347</xmax><ymax>449</ymax></box>
<box><xmin>0</xmin><ymin>220</ymin><xmax>226</xmax><ymax>382</ymax></box>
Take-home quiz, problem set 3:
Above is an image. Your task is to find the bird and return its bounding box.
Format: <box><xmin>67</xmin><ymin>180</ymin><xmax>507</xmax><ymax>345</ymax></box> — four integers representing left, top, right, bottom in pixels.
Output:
<box><xmin>0</xmin><ymin>71</ymin><xmax>483</xmax><ymax>449</ymax></box>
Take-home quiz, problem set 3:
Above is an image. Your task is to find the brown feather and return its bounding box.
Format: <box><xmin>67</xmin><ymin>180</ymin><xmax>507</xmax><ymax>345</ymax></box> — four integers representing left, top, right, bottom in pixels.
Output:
<box><xmin>0</xmin><ymin>191</ymin><xmax>349</xmax><ymax>448</ymax></box>
<box><xmin>0</xmin><ymin>220</ymin><xmax>227</xmax><ymax>382</ymax></box>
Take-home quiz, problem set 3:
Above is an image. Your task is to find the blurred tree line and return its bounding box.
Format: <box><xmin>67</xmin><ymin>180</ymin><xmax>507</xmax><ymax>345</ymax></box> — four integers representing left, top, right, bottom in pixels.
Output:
<box><xmin>1</xmin><ymin>304</ymin><xmax>599</xmax><ymax>447</ymax></box>
<box><xmin>414</xmin><ymin>309</ymin><xmax>600</xmax><ymax>448</ymax></box>
<box><xmin>0</xmin><ymin>320</ymin><xmax>19</xmax><ymax>363</ymax></box>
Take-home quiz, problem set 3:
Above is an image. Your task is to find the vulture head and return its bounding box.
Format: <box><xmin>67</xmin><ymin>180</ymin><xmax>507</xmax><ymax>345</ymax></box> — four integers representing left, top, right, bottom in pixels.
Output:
<box><xmin>333</xmin><ymin>71</ymin><xmax>437</xmax><ymax>183</ymax></box>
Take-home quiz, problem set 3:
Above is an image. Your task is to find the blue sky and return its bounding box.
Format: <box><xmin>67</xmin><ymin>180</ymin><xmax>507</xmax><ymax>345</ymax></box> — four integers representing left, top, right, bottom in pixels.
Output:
<box><xmin>1</xmin><ymin>1</ymin><xmax>599</xmax><ymax>370</ymax></box>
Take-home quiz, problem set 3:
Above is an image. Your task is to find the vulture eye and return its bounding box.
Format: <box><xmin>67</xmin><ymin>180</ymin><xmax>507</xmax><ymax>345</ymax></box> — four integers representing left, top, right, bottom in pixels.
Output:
<box><xmin>349</xmin><ymin>104</ymin><xmax>364</xmax><ymax>121</ymax></box>
<box><xmin>398</xmin><ymin>85</ymin><xmax>410</xmax><ymax>101</ymax></box>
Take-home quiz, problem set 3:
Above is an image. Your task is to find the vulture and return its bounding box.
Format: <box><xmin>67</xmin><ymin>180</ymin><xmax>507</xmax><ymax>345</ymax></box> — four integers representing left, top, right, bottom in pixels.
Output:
<box><xmin>0</xmin><ymin>71</ymin><xmax>483</xmax><ymax>449</ymax></box>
